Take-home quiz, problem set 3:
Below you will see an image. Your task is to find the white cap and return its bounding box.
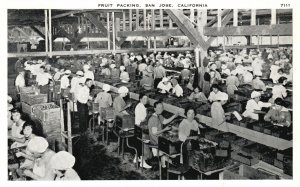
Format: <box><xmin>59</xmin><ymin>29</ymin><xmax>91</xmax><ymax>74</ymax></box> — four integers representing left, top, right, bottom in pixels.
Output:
<box><xmin>118</xmin><ymin>86</ymin><xmax>129</xmax><ymax>94</ymax></box>
<box><xmin>251</xmin><ymin>91</ymin><xmax>261</xmax><ymax>98</ymax></box>
<box><xmin>221</xmin><ymin>64</ymin><xmax>227</xmax><ymax>70</ymax></box>
<box><xmin>27</xmin><ymin>137</ymin><xmax>49</xmax><ymax>153</ymax></box>
<box><xmin>50</xmin><ymin>151</ymin><xmax>75</xmax><ymax>170</ymax></box>
<box><xmin>83</xmin><ymin>64</ymin><xmax>90</xmax><ymax>70</ymax></box>
<box><xmin>219</xmin><ymin>92</ymin><xmax>229</xmax><ymax>101</ymax></box>
<box><xmin>120</xmin><ymin>66</ymin><xmax>126</xmax><ymax>71</ymax></box>
<box><xmin>102</xmin><ymin>58</ymin><xmax>108</xmax><ymax>63</ymax></box>
<box><xmin>8</xmin><ymin>96</ymin><xmax>12</xmax><ymax>103</ymax></box>
<box><xmin>100</xmin><ymin>62</ymin><xmax>106</xmax><ymax>67</ymax></box>
<box><xmin>110</xmin><ymin>64</ymin><xmax>116</xmax><ymax>69</ymax></box>
<box><xmin>76</xmin><ymin>71</ymin><xmax>84</xmax><ymax>76</ymax></box>
<box><xmin>231</xmin><ymin>70</ymin><xmax>238</xmax><ymax>75</ymax></box>
<box><xmin>65</xmin><ymin>70</ymin><xmax>71</xmax><ymax>74</ymax></box>
<box><xmin>37</xmin><ymin>59</ymin><xmax>43</xmax><ymax>64</ymax></box>
<box><xmin>103</xmin><ymin>84</ymin><xmax>111</xmax><ymax>91</ymax></box>
<box><xmin>162</xmin><ymin>77</ymin><xmax>169</xmax><ymax>82</ymax></box>
<box><xmin>184</xmin><ymin>64</ymin><xmax>189</xmax><ymax>69</ymax></box>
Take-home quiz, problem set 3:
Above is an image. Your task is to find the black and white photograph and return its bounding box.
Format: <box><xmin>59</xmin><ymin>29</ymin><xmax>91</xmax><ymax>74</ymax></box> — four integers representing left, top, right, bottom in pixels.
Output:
<box><xmin>3</xmin><ymin>0</ymin><xmax>298</xmax><ymax>184</ymax></box>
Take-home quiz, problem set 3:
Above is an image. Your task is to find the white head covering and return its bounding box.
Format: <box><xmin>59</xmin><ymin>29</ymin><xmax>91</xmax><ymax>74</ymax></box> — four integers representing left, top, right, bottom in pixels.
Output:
<box><xmin>162</xmin><ymin>77</ymin><xmax>169</xmax><ymax>82</ymax></box>
<box><xmin>83</xmin><ymin>64</ymin><xmax>90</xmax><ymax>70</ymax></box>
<box><xmin>120</xmin><ymin>66</ymin><xmax>126</xmax><ymax>71</ymax></box>
<box><xmin>230</xmin><ymin>70</ymin><xmax>238</xmax><ymax>75</ymax></box>
<box><xmin>103</xmin><ymin>84</ymin><xmax>111</xmax><ymax>92</ymax></box>
<box><xmin>76</xmin><ymin>71</ymin><xmax>84</xmax><ymax>76</ymax></box>
<box><xmin>110</xmin><ymin>64</ymin><xmax>116</xmax><ymax>69</ymax></box>
<box><xmin>50</xmin><ymin>151</ymin><xmax>75</xmax><ymax>170</ymax></box>
<box><xmin>251</xmin><ymin>91</ymin><xmax>261</xmax><ymax>98</ymax></box>
<box><xmin>27</xmin><ymin>137</ymin><xmax>49</xmax><ymax>153</ymax></box>
<box><xmin>64</xmin><ymin>70</ymin><xmax>71</xmax><ymax>74</ymax></box>
<box><xmin>219</xmin><ymin>92</ymin><xmax>229</xmax><ymax>101</ymax></box>
<box><xmin>8</xmin><ymin>96</ymin><xmax>12</xmax><ymax>103</ymax></box>
<box><xmin>184</xmin><ymin>64</ymin><xmax>189</xmax><ymax>69</ymax></box>
<box><xmin>102</xmin><ymin>58</ymin><xmax>108</xmax><ymax>64</ymax></box>
<box><xmin>118</xmin><ymin>86</ymin><xmax>129</xmax><ymax>94</ymax></box>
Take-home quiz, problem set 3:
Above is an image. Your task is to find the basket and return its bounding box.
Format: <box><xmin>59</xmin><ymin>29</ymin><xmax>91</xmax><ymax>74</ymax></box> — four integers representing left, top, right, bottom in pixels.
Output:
<box><xmin>20</xmin><ymin>93</ymin><xmax>48</xmax><ymax>105</ymax></box>
<box><xmin>32</xmin><ymin>103</ymin><xmax>60</xmax><ymax>122</ymax></box>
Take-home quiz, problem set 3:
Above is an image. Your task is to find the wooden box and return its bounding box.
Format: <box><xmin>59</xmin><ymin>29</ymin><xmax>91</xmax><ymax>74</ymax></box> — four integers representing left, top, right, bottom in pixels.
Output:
<box><xmin>20</xmin><ymin>86</ymin><xmax>40</xmax><ymax>94</ymax></box>
<box><xmin>21</xmin><ymin>93</ymin><xmax>48</xmax><ymax>105</ymax></box>
<box><xmin>21</xmin><ymin>102</ymin><xmax>50</xmax><ymax>116</ymax></box>
<box><xmin>231</xmin><ymin>151</ymin><xmax>259</xmax><ymax>166</ymax></box>
<box><xmin>32</xmin><ymin>103</ymin><xmax>60</xmax><ymax>122</ymax></box>
<box><xmin>100</xmin><ymin>107</ymin><xmax>114</xmax><ymax>120</ymax></box>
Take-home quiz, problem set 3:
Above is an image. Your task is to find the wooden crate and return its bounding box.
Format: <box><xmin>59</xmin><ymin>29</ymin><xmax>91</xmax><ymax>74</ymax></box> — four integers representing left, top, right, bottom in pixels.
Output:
<box><xmin>21</xmin><ymin>93</ymin><xmax>48</xmax><ymax>105</ymax></box>
<box><xmin>222</xmin><ymin>164</ymin><xmax>279</xmax><ymax>179</ymax></box>
<box><xmin>231</xmin><ymin>151</ymin><xmax>259</xmax><ymax>166</ymax></box>
<box><xmin>32</xmin><ymin>103</ymin><xmax>60</xmax><ymax>122</ymax></box>
<box><xmin>20</xmin><ymin>86</ymin><xmax>40</xmax><ymax>94</ymax></box>
<box><xmin>21</xmin><ymin>102</ymin><xmax>48</xmax><ymax>116</ymax></box>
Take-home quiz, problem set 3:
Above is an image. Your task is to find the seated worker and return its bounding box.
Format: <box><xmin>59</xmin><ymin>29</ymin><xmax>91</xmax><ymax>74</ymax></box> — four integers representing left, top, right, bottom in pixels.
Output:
<box><xmin>188</xmin><ymin>86</ymin><xmax>208</xmax><ymax>102</ymax></box>
<box><xmin>18</xmin><ymin>137</ymin><xmax>56</xmax><ymax>180</ymax></box>
<box><xmin>120</xmin><ymin>66</ymin><xmax>130</xmax><ymax>83</ymax></box>
<box><xmin>178</xmin><ymin>106</ymin><xmax>205</xmax><ymax>142</ymax></box>
<box><xmin>252</xmin><ymin>74</ymin><xmax>266</xmax><ymax>92</ymax></box>
<box><xmin>242</xmin><ymin>91</ymin><xmax>272</xmax><ymax>120</ymax></box>
<box><xmin>49</xmin><ymin>151</ymin><xmax>81</xmax><ymax>180</ymax></box>
<box><xmin>170</xmin><ymin>78</ymin><xmax>183</xmax><ymax>97</ymax></box>
<box><xmin>133</xmin><ymin>94</ymin><xmax>152</xmax><ymax>169</ymax></box>
<box><xmin>140</xmin><ymin>71</ymin><xmax>154</xmax><ymax>91</ymax></box>
<box><xmin>180</xmin><ymin>64</ymin><xmax>191</xmax><ymax>84</ymax></box>
<box><xmin>157</xmin><ymin>77</ymin><xmax>172</xmax><ymax>94</ymax></box>
<box><xmin>269</xmin><ymin>76</ymin><xmax>288</xmax><ymax>103</ymax></box>
<box><xmin>100</xmin><ymin>64</ymin><xmax>111</xmax><ymax>77</ymax></box>
<box><xmin>226</xmin><ymin>70</ymin><xmax>240</xmax><ymax>97</ymax></box>
<box><xmin>94</xmin><ymin>84</ymin><xmax>112</xmax><ymax>124</ymax></box>
<box><xmin>264</xmin><ymin>98</ymin><xmax>291</xmax><ymax>127</ymax></box>
<box><xmin>208</xmin><ymin>84</ymin><xmax>226</xmax><ymax>103</ymax></box>
<box><xmin>113</xmin><ymin>86</ymin><xmax>131</xmax><ymax>116</ymax></box>
<box><xmin>8</xmin><ymin>108</ymin><xmax>28</xmax><ymax>149</ymax></box>
<box><xmin>211</xmin><ymin>92</ymin><xmax>229</xmax><ymax>130</ymax></box>
<box><xmin>110</xmin><ymin>64</ymin><xmax>120</xmax><ymax>80</ymax></box>
<box><xmin>148</xmin><ymin>100</ymin><xmax>179</xmax><ymax>168</ymax></box>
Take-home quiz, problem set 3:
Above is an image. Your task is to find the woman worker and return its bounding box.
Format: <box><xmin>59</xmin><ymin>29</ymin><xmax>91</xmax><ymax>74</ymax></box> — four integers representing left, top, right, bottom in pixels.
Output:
<box><xmin>8</xmin><ymin>108</ymin><xmax>28</xmax><ymax>149</ymax></box>
<box><xmin>264</xmin><ymin>98</ymin><xmax>291</xmax><ymax>127</ymax></box>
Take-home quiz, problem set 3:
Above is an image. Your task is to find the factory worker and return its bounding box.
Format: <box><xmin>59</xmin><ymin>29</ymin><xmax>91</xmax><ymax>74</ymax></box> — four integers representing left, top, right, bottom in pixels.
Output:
<box><xmin>123</xmin><ymin>58</ymin><xmax>131</xmax><ymax>67</ymax></box>
<box><xmin>148</xmin><ymin>101</ymin><xmax>179</xmax><ymax>168</ymax></box>
<box><xmin>83</xmin><ymin>64</ymin><xmax>94</xmax><ymax>81</ymax></box>
<box><xmin>76</xmin><ymin>78</ymin><xmax>93</xmax><ymax>133</ymax></box>
<box><xmin>60</xmin><ymin>70</ymin><xmax>71</xmax><ymax>90</ymax></box>
<box><xmin>110</xmin><ymin>64</ymin><xmax>120</xmax><ymax>80</ymax></box>
<box><xmin>153</xmin><ymin>61</ymin><xmax>166</xmax><ymax>88</ymax></box>
<box><xmin>226</xmin><ymin>70</ymin><xmax>240</xmax><ymax>97</ymax></box>
<box><xmin>242</xmin><ymin>67</ymin><xmax>254</xmax><ymax>83</ymax></box>
<box><xmin>53</xmin><ymin>68</ymin><xmax>62</xmax><ymax>81</ymax></box>
<box><xmin>140</xmin><ymin>70</ymin><xmax>154</xmax><ymax>90</ymax></box>
<box><xmin>270</xmin><ymin>62</ymin><xmax>281</xmax><ymax>83</ymax></box>
<box><xmin>252</xmin><ymin>55</ymin><xmax>265</xmax><ymax>76</ymax></box>
<box><xmin>178</xmin><ymin>106</ymin><xmax>205</xmax><ymax>142</ymax></box>
<box><xmin>211</xmin><ymin>92</ymin><xmax>229</xmax><ymax>130</ymax></box>
<box><xmin>264</xmin><ymin>98</ymin><xmax>291</xmax><ymax>127</ymax></box>
<box><xmin>252</xmin><ymin>75</ymin><xmax>266</xmax><ymax>91</ymax></box>
<box><xmin>8</xmin><ymin>108</ymin><xmax>27</xmax><ymax>148</ymax></box>
<box><xmin>270</xmin><ymin>76</ymin><xmax>288</xmax><ymax>102</ymax></box>
<box><xmin>95</xmin><ymin>84</ymin><xmax>112</xmax><ymax>124</ymax></box>
<box><xmin>157</xmin><ymin>77</ymin><xmax>172</xmax><ymax>94</ymax></box>
<box><xmin>7</xmin><ymin>96</ymin><xmax>14</xmax><ymax>128</ymax></box>
<box><xmin>170</xmin><ymin>78</ymin><xmax>183</xmax><ymax>97</ymax></box>
<box><xmin>209</xmin><ymin>70</ymin><xmax>222</xmax><ymax>85</ymax></box>
<box><xmin>50</xmin><ymin>151</ymin><xmax>80</xmax><ymax>180</ymax></box>
<box><xmin>188</xmin><ymin>86</ymin><xmax>208</xmax><ymax>102</ymax></box>
<box><xmin>113</xmin><ymin>86</ymin><xmax>131</xmax><ymax>116</ymax></box>
<box><xmin>100</xmin><ymin>64</ymin><xmax>111</xmax><ymax>77</ymax></box>
<box><xmin>15</xmin><ymin>71</ymin><xmax>25</xmax><ymax>95</ymax></box>
<box><xmin>271</xmin><ymin>68</ymin><xmax>287</xmax><ymax>83</ymax></box>
<box><xmin>120</xmin><ymin>65</ymin><xmax>130</xmax><ymax>83</ymax></box>
<box><xmin>22</xmin><ymin>137</ymin><xmax>56</xmax><ymax>180</ymax></box>
<box><xmin>180</xmin><ymin>64</ymin><xmax>192</xmax><ymax>84</ymax></box>
<box><xmin>208</xmin><ymin>84</ymin><xmax>225</xmax><ymax>102</ymax></box>
<box><xmin>70</xmin><ymin>71</ymin><xmax>84</xmax><ymax>93</ymax></box>
<box><xmin>36</xmin><ymin>66</ymin><xmax>52</xmax><ymax>93</ymax></box>
<box><xmin>242</xmin><ymin>91</ymin><xmax>272</xmax><ymax>120</ymax></box>
<box><xmin>138</xmin><ymin>58</ymin><xmax>148</xmax><ymax>75</ymax></box>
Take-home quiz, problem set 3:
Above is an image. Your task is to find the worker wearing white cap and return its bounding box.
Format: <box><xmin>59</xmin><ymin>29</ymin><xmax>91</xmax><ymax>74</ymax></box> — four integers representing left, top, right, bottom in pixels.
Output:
<box><xmin>36</xmin><ymin>66</ymin><xmax>53</xmax><ymax>94</ymax></box>
<box><xmin>95</xmin><ymin>84</ymin><xmax>112</xmax><ymax>124</ymax></box>
<box><xmin>242</xmin><ymin>67</ymin><xmax>254</xmax><ymax>83</ymax></box>
<box><xmin>113</xmin><ymin>86</ymin><xmax>131</xmax><ymax>116</ymax></box>
<box><xmin>252</xmin><ymin>55</ymin><xmax>264</xmax><ymax>76</ymax></box>
<box><xmin>252</xmin><ymin>75</ymin><xmax>266</xmax><ymax>91</ymax></box>
<box><xmin>170</xmin><ymin>79</ymin><xmax>183</xmax><ymax>97</ymax></box>
<box><xmin>157</xmin><ymin>77</ymin><xmax>172</xmax><ymax>94</ymax></box>
<box><xmin>211</xmin><ymin>92</ymin><xmax>229</xmax><ymax>131</ymax></box>
<box><xmin>22</xmin><ymin>137</ymin><xmax>56</xmax><ymax>180</ymax></box>
<box><xmin>15</xmin><ymin>70</ymin><xmax>25</xmax><ymax>96</ymax></box>
<box><xmin>242</xmin><ymin>91</ymin><xmax>272</xmax><ymax>120</ymax></box>
<box><xmin>60</xmin><ymin>70</ymin><xmax>71</xmax><ymax>90</ymax></box>
<box><xmin>83</xmin><ymin>64</ymin><xmax>94</xmax><ymax>81</ymax></box>
<box><xmin>120</xmin><ymin>66</ymin><xmax>130</xmax><ymax>83</ymax></box>
<box><xmin>69</xmin><ymin>71</ymin><xmax>85</xmax><ymax>112</ymax></box>
<box><xmin>50</xmin><ymin>151</ymin><xmax>80</xmax><ymax>180</ymax></box>
<box><xmin>226</xmin><ymin>70</ymin><xmax>240</xmax><ymax>97</ymax></box>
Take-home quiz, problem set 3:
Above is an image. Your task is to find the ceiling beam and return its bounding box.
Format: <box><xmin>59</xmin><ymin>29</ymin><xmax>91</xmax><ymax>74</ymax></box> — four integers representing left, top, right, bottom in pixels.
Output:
<box><xmin>118</xmin><ymin>29</ymin><xmax>185</xmax><ymax>37</ymax></box>
<box><xmin>165</xmin><ymin>9</ymin><xmax>209</xmax><ymax>50</ymax></box>
<box><xmin>204</xmin><ymin>23</ymin><xmax>292</xmax><ymax>36</ymax></box>
<box><xmin>29</xmin><ymin>25</ymin><xmax>45</xmax><ymax>39</ymax></box>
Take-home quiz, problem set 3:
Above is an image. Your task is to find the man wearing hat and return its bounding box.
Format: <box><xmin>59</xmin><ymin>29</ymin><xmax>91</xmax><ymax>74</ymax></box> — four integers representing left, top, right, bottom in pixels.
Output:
<box><xmin>113</xmin><ymin>86</ymin><xmax>131</xmax><ymax>116</ymax></box>
<box><xmin>22</xmin><ymin>137</ymin><xmax>56</xmax><ymax>180</ymax></box>
<box><xmin>242</xmin><ymin>91</ymin><xmax>272</xmax><ymax>120</ymax></box>
<box><xmin>95</xmin><ymin>84</ymin><xmax>112</xmax><ymax>124</ymax></box>
<box><xmin>76</xmin><ymin>78</ymin><xmax>93</xmax><ymax>133</ymax></box>
<box><xmin>60</xmin><ymin>70</ymin><xmax>71</xmax><ymax>90</ymax></box>
<box><xmin>157</xmin><ymin>77</ymin><xmax>172</xmax><ymax>94</ymax></box>
<box><xmin>50</xmin><ymin>151</ymin><xmax>80</xmax><ymax>180</ymax></box>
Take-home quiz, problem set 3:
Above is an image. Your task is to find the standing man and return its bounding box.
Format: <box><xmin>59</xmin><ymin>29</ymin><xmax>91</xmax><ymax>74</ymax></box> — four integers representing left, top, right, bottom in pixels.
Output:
<box><xmin>76</xmin><ymin>78</ymin><xmax>93</xmax><ymax>134</ymax></box>
<box><xmin>36</xmin><ymin>66</ymin><xmax>52</xmax><ymax>94</ymax></box>
<box><xmin>15</xmin><ymin>70</ymin><xmax>25</xmax><ymax>98</ymax></box>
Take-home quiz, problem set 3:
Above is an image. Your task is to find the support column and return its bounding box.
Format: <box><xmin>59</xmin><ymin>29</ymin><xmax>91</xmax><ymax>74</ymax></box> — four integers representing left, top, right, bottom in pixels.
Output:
<box><xmin>136</xmin><ymin>9</ymin><xmax>139</xmax><ymax>30</ymax></box>
<box><xmin>122</xmin><ymin>12</ymin><xmax>126</xmax><ymax>31</ymax></box>
<box><xmin>233</xmin><ymin>9</ymin><xmax>238</xmax><ymax>26</ymax></box>
<box><xmin>48</xmin><ymin>9</ymin><xmax>52</xmax><ymax>57</ymax></box>
<box><xmin>107</xmin><ymin>12</ymin><xmax>110</xmax><ymax>50</ymax></box>
<box><xmin>151</xmin><ymin>9</ymin><xmax>156</xmax><ymax>52</ymax></box>
<box><xmin>271</xmin><ymin>9</ymin><xmax>277</xmax><ymax>25</ymax></box>
<box><xmin>44</xmin><ymin>10</ymin><xmax>48</xmax><ymax>53</ymax></box>
<box><xmin>194</xmin><ymin>46</ymin><xmax>201</xmax><ymax>67</ymax></box>
<box><xmin>251</xmin><ymin>9</ymin><xmax>256</xmax><ymax>25</ymax></box>
<box><xmin>112</xmin><ymin>12</ymin><xmax>116</xmax><ymax>54</ymax></box>
<box><xmin>217</xmin><ymin>9</ymin><xmax>222</xmax><ymax>27</ymax></box>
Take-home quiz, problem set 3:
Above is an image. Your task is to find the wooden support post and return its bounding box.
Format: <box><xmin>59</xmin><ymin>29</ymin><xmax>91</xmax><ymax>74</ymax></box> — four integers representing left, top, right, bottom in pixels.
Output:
<box><xmin>49</xmin><ymin>9</ymin><xmax>52</xmax><ymax>57</ymax></box>
<box><xmin>194</xmin><ymin>46</ymin><xmax>200</xmax><ymax>67</ymax></box>
<box><xmin>190</xmin><ymin>9</ymin><xmax>195</xmax><ymax>24</ymax></box>
<box><xmin>277</xmin><ymin>34</ymin><xmax>280</xmax><ymax>47</ymax></box>
<box><xmin>251</xmin><ymin>9</ymin><xmax>256</xmax><ymax>25</ymax></box>
<box><xmin>223</xmin><ymin>35</ymin><xmax>226</xmax><ymax>51</ymax></box>
<box><xmin>198</xmin><ymin>9</ymin><xmax>207</xmax><ymax>40</ymax></box>
<box><xmin>233</xmin><ymin>9</ymin><xmax>238</xmax><ymax>26</ymax></box>
<box><xmin>107</xmin><ymin>12</ymin><xmax>110</xmax><ymax>50</ymax></box>
<box><xmin>169</xmin><ymin>16</ymin><xmax>173</xmax><ymax>28</ymax></box>
<box><xmin>147</xmin><ymin>12</ymin><xmax>151</xmax><ymax>49</ymax></box>
<box><xmin>217</xmin><ymin>9</ymin><xmax>222</xmax><ymax>27</ymax></box>
<box><xmin>270</xmin><ymin>35</ymin><xmax>272</xmax><ymax>45</ymax></box>
<box><xmin>271</xmin><ymin>9</ymin><xmax>277</xmax><ymax>25</ymax></box>
<box><xmin>116</xmin><ymin>17</ymin><xmax>120</xmax><ymax>40</ymax></box>
<box><xmin>129</xmin><ymin>9</ymin><xmax>133</xmax><ymax>31</ymax></box>
<box><xmin>112</xmin><ymin>12</ymin><xmax>116</xmax><ymax>54</ymax></box>
<box><xmin>257</xmin><ymin>35</ymin><xmax>260</xmax><ymax>49</ymax></box>
<box><xmin>136</xmin><ymin>9</ymin><xmax>139</xmax><ymax>30</ymax></box>
<box><xmin>151</xmin><ymin>9</ymin><xmax>156</xmax><ymax>52</ymax></box>
<box><xmin>144</xmin><ymin>9</ymin><xmax>147</xmax><ymax>45</ymax></box>
<box><xmin>123</xmin><ymin>11</ymin><xmax>126</xmax><ymax>31</ymax></box>
<box><xmin>45</xmin><ymin>10</ymin><xmax>48</xmax><ymax>53</ymax></box>
<box><xmin>160</xmin><ymin>9</ymin><xmax>163</xmax><ymax>29</ymax></box>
